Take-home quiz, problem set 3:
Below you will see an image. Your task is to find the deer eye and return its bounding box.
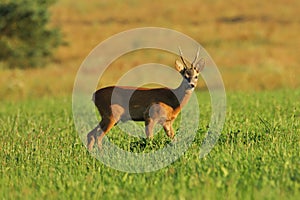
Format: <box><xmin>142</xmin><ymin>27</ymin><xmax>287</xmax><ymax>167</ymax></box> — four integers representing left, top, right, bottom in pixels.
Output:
<box><xmin>195</xmin><ymin>76</ymin><xmax>198</xmax><ymax>79</ymax></box>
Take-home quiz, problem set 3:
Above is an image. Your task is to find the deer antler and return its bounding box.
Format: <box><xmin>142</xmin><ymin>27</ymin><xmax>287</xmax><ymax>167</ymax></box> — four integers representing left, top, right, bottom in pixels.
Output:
<box><xmin>178</xmin><ymin>46</ymin><xmax>188</xmax><ymax>68</ymax></box>
<box><xmin>192</xmin><ymin>47</ymin><xmax>200</xmax><ymax>67</ymax></box>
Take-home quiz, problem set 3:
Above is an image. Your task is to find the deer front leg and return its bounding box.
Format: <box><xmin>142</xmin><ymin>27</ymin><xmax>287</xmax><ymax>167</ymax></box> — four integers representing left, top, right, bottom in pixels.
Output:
<box><xmin>145</xmin><ymin>118</ymin><xmax>156</xmax><ymax>139</ymax></box>
<box><xmin>163</xmin><ymin>120</ymin><xmax>175</xmax><ymax>139</ymax></box>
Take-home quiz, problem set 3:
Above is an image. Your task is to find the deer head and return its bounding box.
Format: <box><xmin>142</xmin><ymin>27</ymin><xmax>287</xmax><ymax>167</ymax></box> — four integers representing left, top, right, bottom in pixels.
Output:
<box><xmin>175</xmin><ymin>47</ymin><xmax>205</xmax><ymax>90</ymax></box>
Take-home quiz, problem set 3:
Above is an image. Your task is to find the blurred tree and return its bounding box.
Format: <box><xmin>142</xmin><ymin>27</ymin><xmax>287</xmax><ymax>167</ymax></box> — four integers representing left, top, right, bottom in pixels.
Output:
<box><xmin>0</xmin><ymin>0</ymin><xmax>61</xmax><ymax>69</ymax></box>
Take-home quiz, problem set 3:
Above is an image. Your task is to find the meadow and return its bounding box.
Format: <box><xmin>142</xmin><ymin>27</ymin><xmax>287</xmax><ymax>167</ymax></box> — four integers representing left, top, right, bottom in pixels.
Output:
<box><xmin>0</xmin><ymin>90</ymin><xmax>299</xmax><ymax>199</ymax></box>
<box><xmin>0</xmin><ymin>0</ymin><xmax>299</xmax><ymax>199</ymax></box>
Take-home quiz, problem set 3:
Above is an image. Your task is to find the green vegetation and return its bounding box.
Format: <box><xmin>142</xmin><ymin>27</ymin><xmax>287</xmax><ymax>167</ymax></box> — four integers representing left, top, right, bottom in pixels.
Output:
<box><xmin>0</xmin><ymin>90</ymin><xmax>299</xmax><ymax>199</ymax></box>
<box><xmin>0</xmin><ymin>0</ymin><xmax>61</xmax><ymax>68</ymax></box>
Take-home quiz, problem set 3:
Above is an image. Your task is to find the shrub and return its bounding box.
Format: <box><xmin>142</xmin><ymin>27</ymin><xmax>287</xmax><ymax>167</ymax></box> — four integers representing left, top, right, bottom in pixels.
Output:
<box><xmin>0</xmin><ymin>0</ymin><xmax>61</xmax><ymax>69</ymax></box>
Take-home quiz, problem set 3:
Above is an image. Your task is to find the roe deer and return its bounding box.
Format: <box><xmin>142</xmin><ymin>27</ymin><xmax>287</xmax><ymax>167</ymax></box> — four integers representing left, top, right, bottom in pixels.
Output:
<box><xmin>87</xmin><ymin>48</ymin><xmax>205</xmax><ymax>151</ymax></box>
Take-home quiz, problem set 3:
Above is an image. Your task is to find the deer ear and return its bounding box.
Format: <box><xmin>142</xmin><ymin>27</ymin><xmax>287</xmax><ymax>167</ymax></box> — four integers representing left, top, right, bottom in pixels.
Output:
<box><xmin>195</xmin><ymin>58</ymin><xmax>205</xmax><ymax>72</ymax></box>
<box><xmin>175</xmin><ymin>60</ymin><xmax>185</xmax><ymax>72</ymax></box>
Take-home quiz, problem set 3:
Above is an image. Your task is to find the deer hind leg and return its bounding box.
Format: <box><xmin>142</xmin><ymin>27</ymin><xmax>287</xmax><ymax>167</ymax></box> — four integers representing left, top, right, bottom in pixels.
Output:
<box><xmin>87</xmin><ymin>125</ymin><xmax>101</xmax><ymax>151</ymax></box>
<box><xmin>97</xmin><ymin>104</ymin><xmax>124</xmax><ymax>150</ymax></box>
<box><xmin>87</xmin><ymin>104</ymin><xmax>124</xmax><ymax>151</ymax></box>
<box><xmin>87</xmin><ymin>119</ymin><xmax>112</xmax><ymax>152</ymax></box>
<box><xmin>95</xmin><ymin>117</ymin><xmax>117</xmax><ymax>150</ymax></box>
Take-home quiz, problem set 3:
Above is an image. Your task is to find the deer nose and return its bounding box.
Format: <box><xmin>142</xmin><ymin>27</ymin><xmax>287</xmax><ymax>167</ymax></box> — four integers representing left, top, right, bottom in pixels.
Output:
<box><xmin>190</xmin><ymin>84</ymin><xmax>195</xmax><ymax>88</ymax></box>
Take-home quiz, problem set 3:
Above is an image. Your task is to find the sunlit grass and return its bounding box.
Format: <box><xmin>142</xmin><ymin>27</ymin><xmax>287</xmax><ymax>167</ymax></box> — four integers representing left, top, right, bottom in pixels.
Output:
<box><xmin>0</xmin><ymin>90</ymin><xmax>299</xmax><ymax>199</ymax></box>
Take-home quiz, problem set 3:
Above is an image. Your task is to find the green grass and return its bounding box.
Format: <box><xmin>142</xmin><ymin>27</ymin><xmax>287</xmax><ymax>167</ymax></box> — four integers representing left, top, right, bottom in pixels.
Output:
<box><xmin>0</xmin><ymin>90</ymin><xmax>299</xmax><ymax>199</ymax></box>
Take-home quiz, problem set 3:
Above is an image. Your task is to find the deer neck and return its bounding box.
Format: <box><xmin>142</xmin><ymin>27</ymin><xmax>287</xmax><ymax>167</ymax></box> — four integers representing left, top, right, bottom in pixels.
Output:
<box><xmin>172</xmin><ymin>79</ymin><xmax>193</xmax><ymax>114</ymax></box>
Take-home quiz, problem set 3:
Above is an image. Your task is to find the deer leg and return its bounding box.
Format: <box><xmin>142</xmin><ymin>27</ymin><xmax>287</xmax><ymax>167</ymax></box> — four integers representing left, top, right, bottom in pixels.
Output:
<box><xmin>145</xmin><ymin>118</ymin><xmax>156</xmax><ymax>139</ymax></box>
<box><xmin>96</xmin><ymin>105</ymin><xmax>123</xmax><ymax>150</ymax></box>
<box><xmin>95</xmin><ymin>117</ymin><xmax>117</xmax><ymax>150</ymax></box>
<box><xmin>87</xmin><ymin>117</ymin><xmax>120</xmax><ymax>152</ymax></box>
<box><xmin>87</xmin><ymin>125</ymin><xmax>101</xmax><ymax>151</ymax></box>
<box><xmin>163</xmin><ymin>120</ymin><xmax>175</xmax><ymax>139</ymax></box>
<box><xmin>88</xmin><ymin>105</ymin><xmax>125</xmax><ymax>151</ymax></box>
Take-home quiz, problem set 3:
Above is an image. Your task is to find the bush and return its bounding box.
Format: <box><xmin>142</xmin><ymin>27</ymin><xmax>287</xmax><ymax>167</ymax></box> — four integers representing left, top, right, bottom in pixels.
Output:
<box><xmin>0</xmin><ymin>0</ymin><xmax>61</xmax><ymax>69</ymax></box>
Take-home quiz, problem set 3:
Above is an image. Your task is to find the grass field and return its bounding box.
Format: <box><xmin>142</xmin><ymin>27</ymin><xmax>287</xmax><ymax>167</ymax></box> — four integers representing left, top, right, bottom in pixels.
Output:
<box><xmin>0</xmin><ymin>90</ymin><xmax>299</xmax><ymax>199</ymax></box>
<box><xmin>1</xmin><ymin>0</ymin><xmax>300</xmax><ymax>199</ymax></box>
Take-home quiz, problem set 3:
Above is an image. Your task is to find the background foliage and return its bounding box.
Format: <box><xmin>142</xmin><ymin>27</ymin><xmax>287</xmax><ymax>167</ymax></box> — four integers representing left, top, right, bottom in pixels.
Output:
<box><xmin>0</xmin><ymin>0</ymin><xmax>299</xmax><ymax>99</ymax></box>
<box><xmin>0</xmin><ymin>0</ymin><xmax>61</xmax><ymax>69</ymax></box>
